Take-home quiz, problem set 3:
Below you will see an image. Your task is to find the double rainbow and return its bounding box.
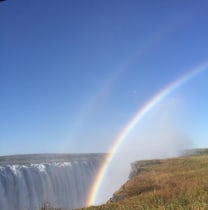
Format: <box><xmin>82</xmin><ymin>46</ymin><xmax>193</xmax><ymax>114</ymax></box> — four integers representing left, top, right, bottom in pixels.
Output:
<box><xmin>87</xmin><ymin>62</ymin><xmax>208</xmax><ymax>206</ymax></box>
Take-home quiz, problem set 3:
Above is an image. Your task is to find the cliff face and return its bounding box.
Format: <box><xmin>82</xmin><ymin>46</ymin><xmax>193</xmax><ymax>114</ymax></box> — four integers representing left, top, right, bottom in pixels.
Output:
<box><xmin>108</xmin><ymin>159</ymin><xmax>162</xmax><ymax>203</ymax></box>
<box><xmin>78</xmin><ymin>151</ymin><xmax>208</xmax><ymax>210</ymax></box>
<box><xmin>128</xmin><ymin>159</ymin><xmax>162</xmax><ymax>179</ymax></box>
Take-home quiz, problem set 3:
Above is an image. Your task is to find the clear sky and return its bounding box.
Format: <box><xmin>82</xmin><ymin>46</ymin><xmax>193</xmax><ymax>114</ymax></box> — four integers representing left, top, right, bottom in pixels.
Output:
<box><xmin>1</xmin><ymin>0</ymin><xmax>208</xmax><ymax>155</ymax></box>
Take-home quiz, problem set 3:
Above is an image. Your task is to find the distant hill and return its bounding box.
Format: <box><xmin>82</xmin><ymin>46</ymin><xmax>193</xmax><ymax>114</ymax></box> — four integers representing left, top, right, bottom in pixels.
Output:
<box><xmin>78</xmin><ymin>149</ymin><xmax>208</xmax><ymax>210</ymax></box>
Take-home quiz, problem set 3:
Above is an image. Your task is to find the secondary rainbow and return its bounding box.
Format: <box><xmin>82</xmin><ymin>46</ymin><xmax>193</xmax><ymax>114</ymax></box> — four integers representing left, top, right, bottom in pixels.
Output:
<box><xmin>86</xmin><ymin>62</ymin><xmax>208</xmax><ymax>206</ymax></box>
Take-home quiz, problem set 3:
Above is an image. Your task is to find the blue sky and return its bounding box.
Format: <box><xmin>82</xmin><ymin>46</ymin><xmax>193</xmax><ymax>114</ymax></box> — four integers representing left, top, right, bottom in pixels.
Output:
<box><xmin>1</xmin><ymin>0</ymin><xmax>208</xmax><ymax>155</ymax></box>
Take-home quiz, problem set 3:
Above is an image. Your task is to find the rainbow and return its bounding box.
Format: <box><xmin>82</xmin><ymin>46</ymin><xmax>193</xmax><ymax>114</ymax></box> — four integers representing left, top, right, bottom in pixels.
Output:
<box><xmin>86</xmin><ymin>62</ymin><xmax>208</xmax><ymax>206</ymax></box>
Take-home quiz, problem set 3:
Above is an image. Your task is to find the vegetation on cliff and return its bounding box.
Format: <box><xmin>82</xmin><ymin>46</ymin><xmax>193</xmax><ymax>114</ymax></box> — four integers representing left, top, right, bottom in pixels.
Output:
<box><xmin>78</xmin><ymin>150</ymin><xmax>208</xmax><ymax>209</ymax></box>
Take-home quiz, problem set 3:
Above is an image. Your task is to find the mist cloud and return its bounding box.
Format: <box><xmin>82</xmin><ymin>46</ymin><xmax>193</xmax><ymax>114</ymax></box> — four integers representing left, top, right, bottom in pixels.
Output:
<box><xmin>95</xmin><ymin>96</ymin><xmax>192</xmax><ymax>204</ymax></box>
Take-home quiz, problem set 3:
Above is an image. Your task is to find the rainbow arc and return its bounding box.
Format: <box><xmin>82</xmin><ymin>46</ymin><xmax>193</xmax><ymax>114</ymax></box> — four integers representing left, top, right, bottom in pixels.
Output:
<box><xmin>87</xmin><ymin>62</ymin><xmax>208</xmax><ymax>206</ymax></box>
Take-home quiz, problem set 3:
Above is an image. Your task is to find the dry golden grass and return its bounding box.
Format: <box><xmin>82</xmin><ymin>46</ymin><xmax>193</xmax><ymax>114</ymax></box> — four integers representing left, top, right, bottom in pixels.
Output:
<box><xmin>78</xmin><ymin>154</ymin><xmax>208</xmax><ymax>210</ymax></box>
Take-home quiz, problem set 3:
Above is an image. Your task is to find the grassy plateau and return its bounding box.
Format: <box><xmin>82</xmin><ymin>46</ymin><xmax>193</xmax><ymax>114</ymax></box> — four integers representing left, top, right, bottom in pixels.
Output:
<box><xmin>78</xmin><ymin>150</ymin><xmax>208</xmax><ymax>210</ymax></box>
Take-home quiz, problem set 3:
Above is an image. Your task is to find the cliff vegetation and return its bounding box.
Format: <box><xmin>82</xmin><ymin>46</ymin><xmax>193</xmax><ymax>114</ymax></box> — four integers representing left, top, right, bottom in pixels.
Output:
<box><xmin>78</xmin><ymin>149</ymin><xmax>208</xmax><ymax>209</ymax></box>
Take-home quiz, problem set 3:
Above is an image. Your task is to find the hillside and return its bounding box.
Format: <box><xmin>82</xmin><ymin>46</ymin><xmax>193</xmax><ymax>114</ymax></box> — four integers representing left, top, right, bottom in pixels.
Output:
<box><xmin>78</xmin><ymin>150</ymin><xmax>208</xmax><ymax>210</ymax></box>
